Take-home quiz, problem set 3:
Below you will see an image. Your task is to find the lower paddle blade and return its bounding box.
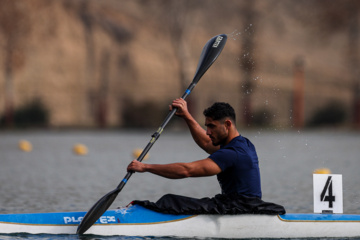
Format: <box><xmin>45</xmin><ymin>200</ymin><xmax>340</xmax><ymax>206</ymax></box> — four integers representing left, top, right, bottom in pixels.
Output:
<box><xmin>77</xmin><ymin>188</ymin><xmax>120</xmax><ymax>234</ymax></box>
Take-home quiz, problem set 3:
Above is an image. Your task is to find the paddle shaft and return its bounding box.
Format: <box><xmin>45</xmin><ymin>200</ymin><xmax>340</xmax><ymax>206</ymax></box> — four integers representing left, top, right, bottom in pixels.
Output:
<box><xmin>77</xmin><ymin>34</ymin><xmax>227</xmax><ymax>235</ymax></box>
<box><xmin>116</xmin><ymin>82</ymin><xmax>196</xmax><ymax>191</ymax></box>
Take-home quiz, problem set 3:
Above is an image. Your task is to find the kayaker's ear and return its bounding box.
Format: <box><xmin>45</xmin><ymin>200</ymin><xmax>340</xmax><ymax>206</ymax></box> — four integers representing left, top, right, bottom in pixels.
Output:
<box><xmin>224</xmin><ymin>119</ymin><xmax>232</xmax><ymax>130</ymax></box>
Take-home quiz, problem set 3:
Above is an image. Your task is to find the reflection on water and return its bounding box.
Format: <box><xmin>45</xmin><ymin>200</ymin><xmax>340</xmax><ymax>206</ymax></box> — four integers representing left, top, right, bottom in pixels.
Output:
<box><xmin>0</xmin><ymin>129</ymin><xmax>360</xmax><ymax>239</ymax></box>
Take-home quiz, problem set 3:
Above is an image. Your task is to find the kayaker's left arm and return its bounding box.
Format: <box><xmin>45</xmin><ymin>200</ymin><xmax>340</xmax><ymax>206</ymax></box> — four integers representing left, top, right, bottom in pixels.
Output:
<box><xmin>127</xmin><ymin>158</ymin><xmax>221</xmax><ymax>179</ymax></box>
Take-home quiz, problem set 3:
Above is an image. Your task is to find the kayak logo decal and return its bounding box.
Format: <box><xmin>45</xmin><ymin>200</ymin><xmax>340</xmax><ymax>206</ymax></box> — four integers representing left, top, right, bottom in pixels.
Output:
<box><xmin>63</xmin><ymin>215</ymin><xmax>116</xmax><ymax>224</ymax></box>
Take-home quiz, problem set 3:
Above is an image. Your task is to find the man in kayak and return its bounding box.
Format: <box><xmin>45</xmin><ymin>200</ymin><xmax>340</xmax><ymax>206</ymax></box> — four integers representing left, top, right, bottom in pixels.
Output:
<box><xmin>127</xmin><ymin>98</ymin><xmax>285</xmax><ymax>215</ymax></box>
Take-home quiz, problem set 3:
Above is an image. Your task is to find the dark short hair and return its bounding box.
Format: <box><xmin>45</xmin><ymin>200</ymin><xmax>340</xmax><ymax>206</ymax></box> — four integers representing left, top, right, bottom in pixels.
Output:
<box><xmin>203</xmin><ymin>102</ymin><xmax>236</xmax><ymax>122</ymax></box>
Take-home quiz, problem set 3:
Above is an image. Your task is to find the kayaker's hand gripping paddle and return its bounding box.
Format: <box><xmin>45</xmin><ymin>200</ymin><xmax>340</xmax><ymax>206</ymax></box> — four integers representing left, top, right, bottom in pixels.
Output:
<box><xmin>77</xmin><ymin>34</ymin><xmax>227</xmax><ymax>234</ymax></box>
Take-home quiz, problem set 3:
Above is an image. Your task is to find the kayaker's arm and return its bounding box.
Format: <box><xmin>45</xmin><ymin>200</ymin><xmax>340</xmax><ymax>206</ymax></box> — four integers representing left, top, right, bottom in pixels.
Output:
<box><xmin>127</xmin><ymin>158</ymin><xmax>221</xmax><ymax>179</ymax></box>
<box><xmin>171</xmin><ymin>98</ymin><xmax>220</xmax><ymax>154</ymax></box>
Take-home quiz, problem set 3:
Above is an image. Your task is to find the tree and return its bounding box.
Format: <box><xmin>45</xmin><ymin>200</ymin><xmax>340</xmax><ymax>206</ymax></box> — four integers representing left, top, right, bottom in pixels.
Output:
<box><xmin>0</xmin><ymin>0</ymin><xmax>31</xmax><ymax>127</ymax></box>
<box><xmin>239</xmin><ymin>1</ymin><xmax>257</xmax><ymax>126</ymax></box>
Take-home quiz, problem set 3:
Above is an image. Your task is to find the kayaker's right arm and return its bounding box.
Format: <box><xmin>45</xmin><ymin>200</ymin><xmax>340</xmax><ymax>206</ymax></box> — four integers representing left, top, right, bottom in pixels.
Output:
<box><xmin>127</xmin><ymin>158</ymin><xmax>221</xmax><ymax>179</ymax></box>
<box><xmin>171</xmin><ymin>98</ymin><xmax>219</xmax><ymax>154</ymax></box>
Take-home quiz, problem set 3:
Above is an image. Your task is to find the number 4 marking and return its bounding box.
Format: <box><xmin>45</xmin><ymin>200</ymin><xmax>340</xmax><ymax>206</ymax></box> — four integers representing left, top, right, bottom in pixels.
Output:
<box><xmin>320</xmin><ymin>176</ymin><xmax>335</xmax><ymax>208</ymax></box>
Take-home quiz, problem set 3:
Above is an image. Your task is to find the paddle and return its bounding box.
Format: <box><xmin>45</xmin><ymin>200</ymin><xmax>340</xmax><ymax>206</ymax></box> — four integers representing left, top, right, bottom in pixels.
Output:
<box><xmin>76</xmin><ymin>34</ymin><xmax>227</xmax><ymax>235</ymax></box>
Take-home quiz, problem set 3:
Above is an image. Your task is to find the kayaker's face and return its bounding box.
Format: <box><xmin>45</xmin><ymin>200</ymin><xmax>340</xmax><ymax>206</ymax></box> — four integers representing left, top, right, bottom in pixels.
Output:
<box><xmin>205</xmin><ymin>117</ymin><xmax>228</xmax><ymax>146</ymax></box>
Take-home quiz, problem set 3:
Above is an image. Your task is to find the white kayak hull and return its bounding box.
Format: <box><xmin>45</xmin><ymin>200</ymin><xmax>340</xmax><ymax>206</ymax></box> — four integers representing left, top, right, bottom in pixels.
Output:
<box><xmin>0</xmin><ymin>205</ymin><xmax>360</xmax><ymax>238</ymax></box>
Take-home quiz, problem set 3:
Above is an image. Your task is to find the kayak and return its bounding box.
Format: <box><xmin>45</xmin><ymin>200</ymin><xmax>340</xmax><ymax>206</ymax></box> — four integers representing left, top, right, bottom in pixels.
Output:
<box><xmin>0</xmin><ymin>204</ymin><xmax>360</xmax><ymax>238</ymax></box>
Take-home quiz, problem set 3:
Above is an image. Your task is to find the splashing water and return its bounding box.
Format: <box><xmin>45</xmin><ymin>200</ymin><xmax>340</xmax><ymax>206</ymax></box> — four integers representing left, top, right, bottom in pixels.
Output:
<box><xmin>227</xmin><ymin>24</ymin><xmax>253</xmax><ymax>41</ymax></box>
<box><xmin>227</xmin><ymin>24</ymin><xmax>254</xmax><ymax>41</ymax></box>
<box><xmin>228</xmin><ymin>29</ymin><xmax>242</xmax><ymax>41</ymax></box>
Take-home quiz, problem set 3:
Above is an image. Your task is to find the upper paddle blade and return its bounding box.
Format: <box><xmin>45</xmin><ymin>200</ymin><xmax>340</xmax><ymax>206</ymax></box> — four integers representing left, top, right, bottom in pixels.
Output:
<box><xmin>192</xmin><ymin>34</ymin><xmax>227</xmax><ymax>84</ymax></box>
<box><xmin>76</xmin><ymin>188</ymin><xmax>120</xmax><ymax>234</ymax></box>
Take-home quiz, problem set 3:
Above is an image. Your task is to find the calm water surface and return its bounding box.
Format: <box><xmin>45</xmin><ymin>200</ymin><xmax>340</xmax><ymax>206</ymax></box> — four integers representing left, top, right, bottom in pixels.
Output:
<box><xmin>0</xmin><ymin>129</ymin><xmax>360</xmax><ymax>239</ymax></box>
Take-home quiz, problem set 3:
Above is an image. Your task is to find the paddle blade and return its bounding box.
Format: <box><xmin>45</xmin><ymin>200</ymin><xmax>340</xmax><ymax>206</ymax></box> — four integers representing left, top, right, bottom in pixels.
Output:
<box><xmin>76</xmin><ymin>188</ymin><xmax>120</xmax><ymax>234</ymax></box>
<box><xmin>192</xmin><ymin>34</ymin><xmax>227</xmax><ymax>84</ymax></box>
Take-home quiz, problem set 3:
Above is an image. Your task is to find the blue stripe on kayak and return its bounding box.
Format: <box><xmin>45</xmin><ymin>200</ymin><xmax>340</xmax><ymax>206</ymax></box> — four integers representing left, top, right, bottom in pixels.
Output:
<box><xmin>279</xmin><ymin>213</ymin><xmax>360</xmax><ymax>222</ymax></box>
<box><xmin>0</xmin><ymin>211</ymin><xmax>86</xmax><ymax>225</ymax></box>
<box><xmin>4</xmin><ymin>207</ymin><xmax>359</xmax><ymax>226</ymax></box>
<box><xmin>0</xmin><ymin>205</ymin><xmax>193</xmax><ymax>225</ymax></box>
<box><xmin>115</xmin><ymin>205</ymin><xmax>193</xmax><ymax>224</ymax></box>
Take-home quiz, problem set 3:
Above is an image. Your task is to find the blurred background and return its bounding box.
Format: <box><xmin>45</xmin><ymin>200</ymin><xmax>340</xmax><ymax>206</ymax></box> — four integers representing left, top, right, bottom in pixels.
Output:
<box><xmin>1</xmin><ymin>0</ymin><xmax>359</xmax><ymax>130</ymax></box>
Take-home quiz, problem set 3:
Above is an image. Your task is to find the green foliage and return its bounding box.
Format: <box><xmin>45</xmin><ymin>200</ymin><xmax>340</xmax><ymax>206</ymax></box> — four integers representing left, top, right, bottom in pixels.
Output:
<box><xmin>0</xmin><ymin>98</ymin><xmax>49</xmax><ymax>128</ymax></box>
<box><xmin>252</xmin><ymin>108</ymin><xmax>273</xmax><ymax>127</ymax></box>
<box><xmin>122</xmin><ymin>100</ymin><xmax>167</xmax><ymax>128</ymax></box>
<box><xmin>307</xmin><ymin>100</ymin><xmax>347</xmax><ymax>127</ymax></box>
